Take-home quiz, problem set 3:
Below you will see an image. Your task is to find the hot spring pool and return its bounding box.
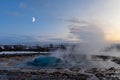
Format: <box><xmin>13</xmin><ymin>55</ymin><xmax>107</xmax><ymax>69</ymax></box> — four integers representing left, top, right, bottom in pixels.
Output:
<box><xmin>28</xmin><ymin>56</ymin><xmax>62</xmax><ymax>67</ymax></box>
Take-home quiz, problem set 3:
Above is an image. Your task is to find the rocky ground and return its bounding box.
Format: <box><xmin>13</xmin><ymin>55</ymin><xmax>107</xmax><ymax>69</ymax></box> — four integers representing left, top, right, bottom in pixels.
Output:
<box><xmin>0</xmin><ymin>53</ymin><xmax>120</xmax><ymax>80</ymax></box>
<box><xmin>0</xmin><ymin>67</ymin><xmax>120</xmax><ymax>80</ymax></box>
<box><xmin>0</xmin><ymin>68</ymin><xmax>89</xmax><ymax>80</ymax></box>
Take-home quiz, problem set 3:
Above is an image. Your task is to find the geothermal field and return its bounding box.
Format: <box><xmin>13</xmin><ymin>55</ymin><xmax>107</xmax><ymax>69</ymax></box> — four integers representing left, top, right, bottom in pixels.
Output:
<box><xmin>0</xmin><ymin>24</ymin><xmax>120</xmax><ymax>80</ymax></box>
<box><xmin>0</xmin><ymin>51</ymin><xmax>120</xmax><ymax>80</ymax></box>
<box><xmin>2</xmin><ymin>0</ymin><xmax>120</xmax><ymax>80</ymax></box>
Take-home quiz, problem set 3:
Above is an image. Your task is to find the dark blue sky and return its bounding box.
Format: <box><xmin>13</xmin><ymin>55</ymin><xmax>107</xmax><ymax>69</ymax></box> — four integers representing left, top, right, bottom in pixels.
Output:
<box><xmin>0</xmin><ymin>0</ymin><xmax>119</xmax><ymax>42</ymax></box>
<box><xmin>0</xmin><ymin>0</ymin><xmax>91</xmax><ymax>36</ymax></box>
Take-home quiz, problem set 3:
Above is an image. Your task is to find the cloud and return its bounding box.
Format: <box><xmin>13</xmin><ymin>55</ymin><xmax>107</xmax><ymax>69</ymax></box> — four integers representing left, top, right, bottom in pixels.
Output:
<box><xmin>19</xmin><ymin>2</ymin><xmax>27</xmax><ymax>9</ymax></box>
<box><xmin>0</xmin><ymin>35</ymin><xmax>36</xmax><ymax>44</ymax></box>
<box><xmin>49</xmin><ymin>38</ymin><xmax>67</xmax><ymax>42</ymax></box>
<box><xmin>0</xmin><ymin>34</ymin><xmax>69</xmax><ymax>44</ymax></box>
<box><xmin>0</xmin><ymin>11</ymin><xmax>21</xmax><ymax>16</ymax></box>
<box><xmin>65</xmin><ymin>18</ymin><xmax>90</xmax><ymax>25</ymax></box>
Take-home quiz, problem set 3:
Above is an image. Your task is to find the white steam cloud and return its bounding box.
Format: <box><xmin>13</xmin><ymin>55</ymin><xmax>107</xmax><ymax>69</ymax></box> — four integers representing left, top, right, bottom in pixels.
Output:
<box><xmin>51</xmin><ymin>21</ymin><xmax>119</xmax><ymax>69</ymax></box>
<box><xmin>69</xmin><ymin>22</ymin><xmax>106</xmax><ymax>54</ymax></box>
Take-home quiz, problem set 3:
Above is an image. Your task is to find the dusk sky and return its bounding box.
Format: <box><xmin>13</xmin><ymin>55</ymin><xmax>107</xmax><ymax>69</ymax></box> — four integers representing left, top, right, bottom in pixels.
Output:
<box><xmin>0</xmin><ymin>0</ymin><xmax>120</xmax><ymax>42</ymax></box>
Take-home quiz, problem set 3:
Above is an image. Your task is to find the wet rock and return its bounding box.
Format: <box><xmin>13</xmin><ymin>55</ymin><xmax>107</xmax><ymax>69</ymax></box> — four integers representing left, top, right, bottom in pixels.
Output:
<box><xmin>112</xmin><ymin>58</ymin><xmax>120</xmax><ymax>64</ymax></box>
<box><xmin>69</xmin><ymin>68</ymin><xmax>81</xmax><ymax>72</ymax></box>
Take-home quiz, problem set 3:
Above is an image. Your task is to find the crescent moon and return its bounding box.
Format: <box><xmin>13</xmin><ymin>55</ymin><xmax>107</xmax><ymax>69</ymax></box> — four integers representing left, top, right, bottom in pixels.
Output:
<box><xmin>32</xmin><ymin>17</ymin><xmax>35</xmax><ymax>22</ymax></box>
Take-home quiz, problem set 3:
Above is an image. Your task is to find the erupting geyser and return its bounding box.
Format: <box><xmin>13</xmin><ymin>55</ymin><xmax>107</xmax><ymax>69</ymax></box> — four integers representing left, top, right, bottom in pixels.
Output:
<box><xmin>28</xmin><ymin>56</ymin><xmax>62</xmax><ymax>68</ymax></box>
<box><xmin>28</xmin><ymin>22</ymin><xmax>119</xmax><ymax>69</ymax></box>
<box><xmin>50</xmin><ymin>22</ymin><xmax>119</xmax><ymax>69</ymax></box>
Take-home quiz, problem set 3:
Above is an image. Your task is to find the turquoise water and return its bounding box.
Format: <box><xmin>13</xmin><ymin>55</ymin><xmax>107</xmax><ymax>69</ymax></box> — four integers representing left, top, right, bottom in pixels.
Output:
<box><xmin>29</xmin><ymin>56</ymin><xmax>62</xmax><ymax>67</ymax></box>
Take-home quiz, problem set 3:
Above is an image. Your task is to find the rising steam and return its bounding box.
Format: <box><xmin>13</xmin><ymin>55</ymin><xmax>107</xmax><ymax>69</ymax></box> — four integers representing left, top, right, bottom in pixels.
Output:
<box><xmin>70</xmin><ymin>22</ymin><xmax>107</xmax><ymax>55</ymax></box>
<box><xmin>51</xmin><ymin>21</ymin><xmax>119</xmax><ymax>69</ymax></box>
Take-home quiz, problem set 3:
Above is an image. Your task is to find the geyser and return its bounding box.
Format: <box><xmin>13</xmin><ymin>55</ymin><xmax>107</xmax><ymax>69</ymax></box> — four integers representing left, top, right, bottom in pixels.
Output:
<box><xmin>27</xmin><ymin>22</ymin><xmax>119</xmax><ymax>69</ymax></box>
<box><xmin>50</xmin><ymin>22</ymin><xmax>119</xmax><ymax>69</ymax></box>
<box><xmin>28</xmin><ymin>56</ymin><xmax>62</xmax><ymax>67</ymax></box>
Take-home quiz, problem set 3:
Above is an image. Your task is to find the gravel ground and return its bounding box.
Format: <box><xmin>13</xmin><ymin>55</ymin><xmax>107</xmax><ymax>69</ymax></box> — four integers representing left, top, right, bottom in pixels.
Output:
<box><xmin>0</xmin><ymin>68</ymin><xmax>90</xmax><ymax>80</ymax></box>
<box><xmin>0</xmin><ymin>54</ymin><xmax>120</xmax><ymax>80</ymax></box>
<box><xmin>0</xmin><ymin>67</ymin><xmax>120</xmax><ymax>80</ymax></box>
